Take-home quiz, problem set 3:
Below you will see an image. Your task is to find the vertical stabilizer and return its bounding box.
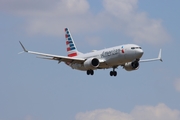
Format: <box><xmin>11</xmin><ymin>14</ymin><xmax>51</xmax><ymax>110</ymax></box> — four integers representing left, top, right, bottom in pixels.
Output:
<box><xmin>64</xmin><ymin>28</ymin><xmax>82</xmax><ymax>57</ymax></box>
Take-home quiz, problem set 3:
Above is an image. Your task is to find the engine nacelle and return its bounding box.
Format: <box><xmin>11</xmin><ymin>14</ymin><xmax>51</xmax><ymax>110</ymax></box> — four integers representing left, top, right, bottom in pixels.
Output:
<box><xmin>124</xmin><ymin>61</ymin><xmax>139</xmax><ymax>71</ymax></box>
<box><xmin>84</xmin><ymin>58</ymin><xmax>100</xmax><ymax>70</ymax></box>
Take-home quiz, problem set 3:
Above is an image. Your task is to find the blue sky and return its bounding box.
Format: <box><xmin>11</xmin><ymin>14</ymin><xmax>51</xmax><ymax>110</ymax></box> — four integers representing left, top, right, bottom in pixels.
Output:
<box><xmin>0</xmin><ymin>0</ymin><xmax>180</xmax><ymax>120</ymax></box>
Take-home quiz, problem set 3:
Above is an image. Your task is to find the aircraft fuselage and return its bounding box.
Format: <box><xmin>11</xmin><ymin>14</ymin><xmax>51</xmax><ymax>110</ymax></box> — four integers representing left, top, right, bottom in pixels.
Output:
<box><xmin>69</xmin><ymin>44</ymin><xmax>143</xmax><ymax>71</ymax></box>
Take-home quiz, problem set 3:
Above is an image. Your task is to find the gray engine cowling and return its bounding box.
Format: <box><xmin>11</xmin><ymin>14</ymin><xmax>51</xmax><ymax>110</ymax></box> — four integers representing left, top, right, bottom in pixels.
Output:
<box><xmin>124</xmin><ymin>61</ymin><xmax>139</xmax><ymax>71</ymax></box>
<box><xmin>84</xmin><ymin>58</ymin><xmax>100</xmax><ymax>70</ymax></box>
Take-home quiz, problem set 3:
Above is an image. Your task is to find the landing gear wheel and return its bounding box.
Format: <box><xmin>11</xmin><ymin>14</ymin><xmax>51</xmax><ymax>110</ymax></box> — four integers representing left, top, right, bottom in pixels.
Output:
<box><xmin>87</xmin><ymin>70</ymin><xmax>94</xmax><ymax>75</ymax></box>
<box><xmin>90</xmin><ymin>70</ymin><xmax>94</xmax><ymax>75</ymax></box>
<box><xmin>114</xmin><ymin>71</ymin><xmax>117</xmax><ymax>76</ymax></box>
<box><xmin>87</xmin><ymin>70</ymin><xmax>90</xmax><ymax>75</ymax></box>
<box><xmin>110</xmin><ymin>71</ymin><xmax>114</xmax><ymax>76</ymax></box>
<box><xmin>110</xmin><ymin>70</ymin><xmax>117</xmax><ymax>76</ymax></box>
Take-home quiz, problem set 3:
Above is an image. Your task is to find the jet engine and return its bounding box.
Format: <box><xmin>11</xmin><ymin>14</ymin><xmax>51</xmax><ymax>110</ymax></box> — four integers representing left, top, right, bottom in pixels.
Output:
<box><xmin>124</xmin><ymin>61</ymin><xmax>139</xmax><ymax>71</ymax></box>
<box><xmin>84</xmin><ymin>58</ymin><xmax>100</xmax><ymax>69</ymax></box>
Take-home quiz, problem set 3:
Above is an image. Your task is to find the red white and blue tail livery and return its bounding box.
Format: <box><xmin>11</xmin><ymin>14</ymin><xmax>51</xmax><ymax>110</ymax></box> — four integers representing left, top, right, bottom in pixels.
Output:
<box><xmin>19</xmin><ymin>28</ymin><xmax>162</xmax><ymax>76</ymax></box>
<box><xmin>65</xmin><ymin>28</ymin><xmax>81</xmax><ymax>57</ymax></box>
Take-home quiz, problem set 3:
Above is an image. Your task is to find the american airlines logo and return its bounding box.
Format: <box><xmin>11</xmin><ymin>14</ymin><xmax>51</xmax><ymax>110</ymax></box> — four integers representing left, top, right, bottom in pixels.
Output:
<box><xmin>101</xmin><ymin>48</ymin><xmax>121</xmax><ymax>58</ymax></box>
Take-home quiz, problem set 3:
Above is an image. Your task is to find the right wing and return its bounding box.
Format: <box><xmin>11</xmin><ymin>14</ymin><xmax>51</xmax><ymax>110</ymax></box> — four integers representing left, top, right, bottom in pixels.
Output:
<box><xmin>140</xmin><ymin>49</ymin><xmax>163</xmax><ymax>62</ymax></box>
<box><xmin>19</xmin><ymin>41</ymin><xmax>85</xmax><ymax>64</ymax></box>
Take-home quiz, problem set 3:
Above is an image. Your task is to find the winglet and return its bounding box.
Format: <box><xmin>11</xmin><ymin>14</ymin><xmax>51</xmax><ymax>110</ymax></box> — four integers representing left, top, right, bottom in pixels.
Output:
<box><xmin>19</xmin><ymin>41</ymin><xmax>28</xmax><ymax>52</ymax></box>
<box><xmin>158</xmin><ymin>49</ymin><xmax>163</xmax><ymax>62</ymax></box>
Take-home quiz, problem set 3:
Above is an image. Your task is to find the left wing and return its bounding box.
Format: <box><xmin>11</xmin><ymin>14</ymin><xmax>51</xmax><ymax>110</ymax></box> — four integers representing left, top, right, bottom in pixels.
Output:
<box><xmin>140</xmin><ymin>49</ymin><xmax>163</xmax><ymax>62</ymax></box>
<box><xmin>19</xmin><ymin>41</ymin><xmax>85</xmax><ymax>64</ymax></box>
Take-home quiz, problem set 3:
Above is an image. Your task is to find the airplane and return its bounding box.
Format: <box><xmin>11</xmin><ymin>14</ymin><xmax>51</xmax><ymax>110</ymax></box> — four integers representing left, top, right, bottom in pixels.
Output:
<box><xmin>19</xmin><ymin>28</ymin><xmax>162</xmax><ymax>76</ymax></box>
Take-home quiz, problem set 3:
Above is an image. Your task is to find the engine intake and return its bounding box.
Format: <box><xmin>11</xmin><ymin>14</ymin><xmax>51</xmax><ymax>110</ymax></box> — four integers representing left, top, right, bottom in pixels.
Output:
<box><xmin>124</xmin><ymin>61</ymin><xmax>139</xmax><ymax>71</ymax></box>
<box><xmin>84</xmin><ymin>58</ymin><xmax>100</xmax><ymax>69</ymax></box>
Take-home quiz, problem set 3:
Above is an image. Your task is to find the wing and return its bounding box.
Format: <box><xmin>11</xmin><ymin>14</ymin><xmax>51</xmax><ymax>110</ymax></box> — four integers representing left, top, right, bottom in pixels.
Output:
<box><xmin>19</xmin><ymin>41</ymin><xmax>85</xmax><ymax>64</ymax></box>
<box><xmin>140</xmin><ymin>49</ymin><xmax>162</xmax><ymax>62</ymax></box>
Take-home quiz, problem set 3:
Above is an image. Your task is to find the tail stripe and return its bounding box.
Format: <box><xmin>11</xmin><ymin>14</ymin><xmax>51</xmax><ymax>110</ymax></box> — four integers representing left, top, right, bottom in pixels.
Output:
<box><xmin>68</xmin><ymin>41</ymin><xmax>73</xmax><ymax>44</ymax></box>
<box><xmin>70</xmin><ymin>47</ymin><xmax>75</xmax><ymax>50</ymax></box>
<box><xmin>65</xmin><ymin>34</ymin><xmax>70</xmax><ymax>38</ymax></box>
<box><xmin>68</xmin><ymin>53</ymin><xmax>77</xmax><ymax>57</ymax></box>
<box><xmin>67</xmin><ymin>46</ymin><xmax>75</xmax><ymax>51</ymax></box>
<box><xmin>65</xmin><ymin>28</ymin><xmax>68</xmax><ymax>31</ymax></box>
<box><xmin>67</xmin><ymin>47</ymin><xmax>75</xmax><ymax>51</ymax></box>
<box><xmin>67</xmin><ymin>47</ymin><xmax>71</xmax><ymax>51</ymax></box>
<box><xmin>66</xmin><ymin>41</ymin><xmax>73</xmax><ymax>45</ymax></box>
<box><xmin>69</xmin><ymin>44</ymin><xmax>74</xmax><ymax>47</ymax></box>
<box><xmin>68</xmin><ymin>38</ymin><xmax>72</xmax><ymax>41</ymax></box>
<box><xmin>66</xmin><ymin>41</ymin><xmax>69</xmax><ymax>45</ymax></box>
<box><xmin>67</xmin><ymin>47</ymin><xmax>76</xmax><ymax>51</ymax></box>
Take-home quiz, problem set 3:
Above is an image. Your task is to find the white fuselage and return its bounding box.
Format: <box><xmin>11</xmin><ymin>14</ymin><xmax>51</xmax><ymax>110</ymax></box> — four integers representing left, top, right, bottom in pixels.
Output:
<box><xmin>69</xmin><ymin>44</ymin><xmax>143</xmax><ymax>71</ymax></box>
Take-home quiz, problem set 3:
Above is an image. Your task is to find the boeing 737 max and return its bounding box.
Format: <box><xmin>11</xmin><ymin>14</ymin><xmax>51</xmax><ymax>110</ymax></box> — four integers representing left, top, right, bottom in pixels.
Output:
<box><xmin>19</xmin><ymin>28</ymin><xmax>162</xmax><ymax>76</ymax></box>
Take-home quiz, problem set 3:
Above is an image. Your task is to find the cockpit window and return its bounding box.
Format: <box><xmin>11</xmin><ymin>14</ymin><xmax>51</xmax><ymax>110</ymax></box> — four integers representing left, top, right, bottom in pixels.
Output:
<box><xmin>131</xmin><ymin>47</ymin><xmax>142</xmax><ymax>49</ymax></box>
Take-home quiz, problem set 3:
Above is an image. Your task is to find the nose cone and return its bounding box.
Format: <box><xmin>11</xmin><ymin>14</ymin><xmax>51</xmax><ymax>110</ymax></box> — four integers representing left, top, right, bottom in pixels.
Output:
<box><xmin>136</xmin><ymin>49</ymin><xmax>144</xmax><ymax>58</ymax></box>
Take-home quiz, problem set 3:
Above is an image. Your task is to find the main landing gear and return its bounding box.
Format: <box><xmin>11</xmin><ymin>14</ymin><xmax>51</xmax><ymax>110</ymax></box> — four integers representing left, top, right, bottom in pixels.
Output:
<box><xmin>110</xmin><ymin>67</ymin><xmax>117</xmax><ymax>76</ymax></box>
<box><xmin>86</xmin><ymin>68</ymin><xmax>118</xmax><ymax>76</ymax></box>
<box><xmin>87</xmin><ymin>70</ymin><xmax>94</xmax><ymax>75</ymax></box>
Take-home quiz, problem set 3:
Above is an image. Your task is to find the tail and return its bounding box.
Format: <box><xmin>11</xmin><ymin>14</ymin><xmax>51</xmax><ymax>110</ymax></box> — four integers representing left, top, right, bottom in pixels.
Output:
<box><xmin>64</xmin><ymin>28</ymin><xmax>82</xmax><ymax>57</ymax></box>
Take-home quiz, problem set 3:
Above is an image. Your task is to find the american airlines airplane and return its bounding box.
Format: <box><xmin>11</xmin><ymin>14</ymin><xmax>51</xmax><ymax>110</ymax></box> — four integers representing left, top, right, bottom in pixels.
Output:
<box><xmin>19</xmin><ymin>28</ymin><xmax>162</xmax><ymax>76</ymax></box>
